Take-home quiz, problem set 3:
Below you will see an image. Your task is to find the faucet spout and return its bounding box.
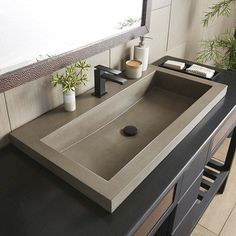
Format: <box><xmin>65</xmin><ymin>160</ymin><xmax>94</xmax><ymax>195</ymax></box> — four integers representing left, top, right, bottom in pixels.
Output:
<box><xmin>92</xmin><ymin>65</ymin><xmax>127</xmax><ymax>98</ymax></box>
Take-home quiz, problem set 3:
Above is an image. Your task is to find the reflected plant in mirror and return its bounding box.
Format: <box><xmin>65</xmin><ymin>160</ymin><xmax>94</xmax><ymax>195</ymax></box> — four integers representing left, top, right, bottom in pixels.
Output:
<box><xmin>51</xmin><ymin>61</ymin><xmax>90</xmax><ymax>112</ymax></box>
<box><xmin>117</xmin><ymin>17</ymin><xmax>141</xmax><ymax>30</ymax></box>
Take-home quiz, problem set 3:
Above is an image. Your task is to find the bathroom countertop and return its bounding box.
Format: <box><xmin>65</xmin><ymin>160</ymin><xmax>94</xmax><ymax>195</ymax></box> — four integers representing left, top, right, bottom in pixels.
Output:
<box><xmin>0</xmin><ymin>56</ymin><xmax>236</xmax><ymax>236</ymax></box>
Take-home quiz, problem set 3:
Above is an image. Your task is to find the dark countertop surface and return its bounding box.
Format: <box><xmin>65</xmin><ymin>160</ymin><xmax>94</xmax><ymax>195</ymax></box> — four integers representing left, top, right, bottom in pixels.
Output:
<box><xmin>0</xmin><ymin>56</ymin><xmax>235</xmax><ymax>236</ymax></box>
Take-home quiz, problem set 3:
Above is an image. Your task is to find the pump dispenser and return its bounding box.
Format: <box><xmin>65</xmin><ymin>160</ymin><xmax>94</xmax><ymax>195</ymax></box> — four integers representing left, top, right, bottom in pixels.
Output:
<box><xmin>134</xmin><ymin>36</ymin><xmax>152</xmax><ymax>71</ymax></box>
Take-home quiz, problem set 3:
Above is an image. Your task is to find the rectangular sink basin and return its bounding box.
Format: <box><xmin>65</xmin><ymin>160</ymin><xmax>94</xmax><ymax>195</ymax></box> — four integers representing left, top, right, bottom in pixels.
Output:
<box><xmin>11</xmin><ymin>66</ymin><xmax>227</xmax><ymax>212</ymax></box>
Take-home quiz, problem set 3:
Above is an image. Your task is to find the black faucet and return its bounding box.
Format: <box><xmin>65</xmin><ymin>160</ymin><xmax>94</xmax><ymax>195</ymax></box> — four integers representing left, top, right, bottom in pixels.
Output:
<box><xmin>92</xmin><ymin>65</ymin><xmax>128</xmax><ymax>98</ymax></box>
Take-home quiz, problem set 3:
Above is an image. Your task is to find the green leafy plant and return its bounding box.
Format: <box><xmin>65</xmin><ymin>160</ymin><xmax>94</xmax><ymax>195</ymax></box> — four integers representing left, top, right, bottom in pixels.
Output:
<box><xmin>202</xmin><ymin>0</ymin><xmax>236</xmax><ymax>27</ymax></box>
<box><xmin>197</xmin><ymin>0</ymin><xmax>236</xmax><ymax>71</ymax></box>
<box><xmin>51</xmin><ymin>61</ymin><xmax>90</xmax><ymax>93</ymax></box>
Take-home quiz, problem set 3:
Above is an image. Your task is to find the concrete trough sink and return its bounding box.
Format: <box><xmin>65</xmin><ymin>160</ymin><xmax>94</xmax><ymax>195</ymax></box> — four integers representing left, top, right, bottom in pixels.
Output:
<box><xmin>11</xmin><ymin>66</ymin><xmax>227</xmax><ymax>212</ymax></box>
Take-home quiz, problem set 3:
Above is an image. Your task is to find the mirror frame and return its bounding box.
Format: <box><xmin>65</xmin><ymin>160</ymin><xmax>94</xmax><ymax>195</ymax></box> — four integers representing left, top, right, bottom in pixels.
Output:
<box><xmin>0</xmin><ymin>0</ymin><xmax>152</xmax><ymax>92</ymax></box>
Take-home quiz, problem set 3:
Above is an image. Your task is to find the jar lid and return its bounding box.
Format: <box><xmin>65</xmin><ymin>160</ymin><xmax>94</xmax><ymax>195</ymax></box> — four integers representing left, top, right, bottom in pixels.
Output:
<box><xmin>126</xmin><ymin>59</ymin><xmax>142</xmax><ymax>68</ymax></box>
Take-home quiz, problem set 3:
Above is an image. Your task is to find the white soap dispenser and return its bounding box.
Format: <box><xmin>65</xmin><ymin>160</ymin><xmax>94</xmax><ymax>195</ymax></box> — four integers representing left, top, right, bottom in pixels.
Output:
<box><xmin>134</xmin><ymin>36</ymin><xmax>151</xmax><ymax>71</ymax></box>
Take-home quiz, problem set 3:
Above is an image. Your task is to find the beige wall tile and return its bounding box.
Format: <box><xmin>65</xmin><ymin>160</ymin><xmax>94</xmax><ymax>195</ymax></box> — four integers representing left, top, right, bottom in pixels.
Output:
<box><xmin>220</xmin><ymin>205</ymin><xmax>236</xmax><ymax>236</ymax></box>
<box><xmin>167</xmin><ymin>0</ymin><xmax>193</xmax><ymax>51</ymax></box>
<box><xmin>146</xmin><ymin>6</ymin><xmax>170</xmax><ymax>63</ymax></box>
<box><xmin>110</xmin><ymin>6</ymin><xmax>170</xmax><ymax>69</ymax></box>
<box><xmin>185</xmin><ymin>41</ymin><xmax>202</xmax><ymax>63</ymax></box>
<box><xmin>5</xmin><ymin>51</ymin><xmax>109</xmax><ymax>130</ymax></box>
<box><xmin>167</xmin><ymin>42</ymin><xmax>187</xmax><ymax>58</ymax></box>
<box><xmin>152</xmin><ymin>0</ymin><xmax>171</xmax><ymax>10</ymax></box>
<box><xmin>0</xmin><ymin>93</ymin><xmax>11</xmax><ymax>147</ymax></box>
<box><xmin>5</xmin><ymin>76</ymin><xmax>63</xmax><ymax>130</ymax></box>
<box><xmin>191</xmin><ymin>224</ymin><xmax>217</xmax><ymax>236</ymax></box>
<box><xmin>181</xmin><ymin>0</ymin><xmax>207</xmax><ymax>61</ymax></box>
<box><xmin>110</xmin><ymin>39</ymin><xmax>139</xmax><ymax>70</ymax></box>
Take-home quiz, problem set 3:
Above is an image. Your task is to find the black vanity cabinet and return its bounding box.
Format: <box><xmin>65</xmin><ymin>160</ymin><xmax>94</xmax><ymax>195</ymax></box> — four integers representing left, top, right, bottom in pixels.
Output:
<box><xmin>0</xmin><ymin>57</ymin><xmax>235</xmax><ymax>236</ymax></box>
<box><xmin>171</xmin><ymin>143</ymin><xmax>210</xmax><ymax>234</ymax></box>
<box><xmin>147</xmin><ymin>56</ymin><xmax>236</xmax><ymax>236</ymax></box>
<box><xmin>135</xmin><ymin>73</ymin><xmax>236</xmax><ymax>236</ymax></box>
<box><xmin>132</xmin><ymin>141</ymin><xmax>211</xmax><ymax>236</ymax></box>
<box><xmin>155</xmin><ymin>116</ymin><xmax>235</xmax><ymax>236</ymax></box>
<box><xmin>170</xmin><ymin>109</ymin><xmax>236</xmax><ymax>236</ymax></box>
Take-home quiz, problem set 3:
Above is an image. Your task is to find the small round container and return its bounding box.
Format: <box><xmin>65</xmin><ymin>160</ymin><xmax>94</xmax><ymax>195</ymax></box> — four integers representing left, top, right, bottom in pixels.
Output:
<box><xmin>125</xmin><ymin>59</ymin><xmax>142</xmax><ymax>79</ymax></box>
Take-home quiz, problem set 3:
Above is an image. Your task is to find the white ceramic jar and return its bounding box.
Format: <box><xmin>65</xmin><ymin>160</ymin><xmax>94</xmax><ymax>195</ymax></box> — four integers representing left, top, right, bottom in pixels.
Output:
<box><xmin>63</xmin><ymin>90</ymin><xmax>76</xmax><ymax>112</ymax></box>
<box><xmin>125</xmin><ymin>59</ymin><xmax>142</xmax><ymax>79</ymax></box>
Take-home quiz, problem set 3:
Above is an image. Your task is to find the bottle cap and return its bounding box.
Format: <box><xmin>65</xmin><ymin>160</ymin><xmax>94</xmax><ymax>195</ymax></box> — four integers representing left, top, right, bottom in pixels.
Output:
<box><xmin>139</xmin><ymin>36</ymin><xmax>152</xmax><ymax>46</ymax></box>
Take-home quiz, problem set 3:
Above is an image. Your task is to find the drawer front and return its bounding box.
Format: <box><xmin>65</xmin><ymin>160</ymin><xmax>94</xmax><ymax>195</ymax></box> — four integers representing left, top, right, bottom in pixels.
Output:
<box><xmin>171</xmin><ymin>200</ymin><xmax>198</xmax><ymax>236</ymax></box>
<box><xmin>180</xmin><ymin>143</ymin><xmax>209</xmax><ymax>196</ymax></box>
<box><xmin>134</xmin><ymin>187</ymin><xmax>176</xmax><ymax>236</ymax></box>
<box><xmin>173</xmin><ymin>172</ymin><xmax>203</xmax><ymax>230</ymax></box>
<box><xmin>209</xmin><ymin>108</ymin><xmax>236</xmax><ymax>157</ymax></box>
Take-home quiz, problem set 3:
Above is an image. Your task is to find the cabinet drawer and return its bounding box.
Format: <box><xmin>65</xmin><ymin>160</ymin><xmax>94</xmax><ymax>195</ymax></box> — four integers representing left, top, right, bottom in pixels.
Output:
<box><xmin>134</xmin><ymin>187</ymin><xmax>175</xmax><ymax>236</ymax></box>
<box><xmin>180</xmin><ymin>143</ymin><xmax>209</xmax><ymax>196</ymax></box>
<box><xmin>209</xmin><ymin>108</ymin><xmax>236</xmax><ymax>157</ymax></box>
<box><xmin>173</xmin><ymin>171</ymin><xmax>203</xmax><ymax>230</ymax></box>
<box><xmin>171</xmin><ymin>200</ymin><xmax>199</xmax><ymax>236</ymax></box>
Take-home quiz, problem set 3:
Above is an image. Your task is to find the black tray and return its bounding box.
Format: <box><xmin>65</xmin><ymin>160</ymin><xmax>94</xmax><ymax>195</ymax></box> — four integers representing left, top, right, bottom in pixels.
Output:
<box><xmin>159</xmin><ymin>61</ymin><xmax>219</xmax><ymax>81</ymax></box>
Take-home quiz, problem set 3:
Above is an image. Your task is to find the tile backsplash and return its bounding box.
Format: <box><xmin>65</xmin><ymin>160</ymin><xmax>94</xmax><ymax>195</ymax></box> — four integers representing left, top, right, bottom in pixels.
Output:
<box><xmin>0</xmin><ymin>0</ymin><xmax>236</xmax><ymax>148</ymax></box>
<box><xmin>0</xmin><ymin>93</ymin><xmax>11</xmax><ymax>148</ymax></box>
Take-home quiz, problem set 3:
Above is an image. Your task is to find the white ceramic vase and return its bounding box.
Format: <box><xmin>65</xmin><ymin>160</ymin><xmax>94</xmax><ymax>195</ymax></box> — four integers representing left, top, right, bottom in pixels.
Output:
<box><xmin>63</xmin><ymin>90</ymin><xmax>76</xmax><ymax>112</ymax></box>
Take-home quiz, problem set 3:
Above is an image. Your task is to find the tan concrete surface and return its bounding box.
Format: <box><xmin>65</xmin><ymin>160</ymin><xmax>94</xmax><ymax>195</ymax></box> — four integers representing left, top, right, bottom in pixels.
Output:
<box><xmin>10</xmin><ymin>66</ymin><xmax>227</xmax><ymax>212</ymax></box>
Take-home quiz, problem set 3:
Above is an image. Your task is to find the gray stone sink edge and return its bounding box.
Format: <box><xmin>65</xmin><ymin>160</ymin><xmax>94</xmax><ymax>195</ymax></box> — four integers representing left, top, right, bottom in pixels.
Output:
<box><xmin>10</xmin><ymin>66</ymin><xmax>227</xmax><ymax>212</ymax></box>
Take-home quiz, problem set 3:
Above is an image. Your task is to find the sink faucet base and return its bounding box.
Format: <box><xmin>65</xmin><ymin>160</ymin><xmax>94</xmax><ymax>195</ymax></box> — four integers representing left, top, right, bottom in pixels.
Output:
<box><xmin>92</xmin><ymin>65</ymin><xmax>127</xmax><ymax>98</ymax></box>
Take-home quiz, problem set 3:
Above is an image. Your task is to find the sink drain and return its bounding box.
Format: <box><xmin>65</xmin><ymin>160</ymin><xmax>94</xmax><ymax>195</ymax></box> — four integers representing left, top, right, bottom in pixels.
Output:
<box><xmin>122</xmin><ymin>125</ymin><xmax>138</xmax><ymax>137</ymax></box>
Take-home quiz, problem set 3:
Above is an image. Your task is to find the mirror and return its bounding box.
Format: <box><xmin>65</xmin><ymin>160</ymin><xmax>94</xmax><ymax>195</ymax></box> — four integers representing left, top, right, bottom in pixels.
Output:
<box><xmin>0</xmin><ymin>0</ymin><xmax>151</xmax><ymax>92</ymax></box>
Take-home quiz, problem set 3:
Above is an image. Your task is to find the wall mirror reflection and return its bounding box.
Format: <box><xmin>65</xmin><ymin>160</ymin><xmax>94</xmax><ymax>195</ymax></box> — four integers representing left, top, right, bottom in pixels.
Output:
<box><xmin>0</xmin><ymin>0</ymin><xmax>144</xmax><ymax>75</ymax></box>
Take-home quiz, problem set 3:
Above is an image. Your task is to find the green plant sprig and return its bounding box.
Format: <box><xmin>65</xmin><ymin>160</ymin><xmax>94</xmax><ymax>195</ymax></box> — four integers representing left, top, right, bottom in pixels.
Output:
<box><xmin>198</xmin><ymin>0</ymin><xmax>236</xmax><ymax>70</ymax></box>
<box><xmin>51</xmin><ymin>61</ymin><xmax>90</xmax><ymax>94</ymax></box>
<box><xmin>197</xmin><ymin>30</ymin><xmax>236</xmax><ymax>71</ymax></box>
<box><xmin>203</xmin><ymin>0</ymin><xmax>236</xmax><ymax>26</ymax></box>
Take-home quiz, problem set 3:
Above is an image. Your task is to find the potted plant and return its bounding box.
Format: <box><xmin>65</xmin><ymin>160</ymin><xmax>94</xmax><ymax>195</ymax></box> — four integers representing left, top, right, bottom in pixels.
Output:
<box><xmin>51</xmin><ymin>60</ymin><xmax>90</xmax><ymax>112</ymax></box>
<box><xmin>197</xmin><ymin>0</ymin><xmax>236</xmax><ymax>71</ymax></box>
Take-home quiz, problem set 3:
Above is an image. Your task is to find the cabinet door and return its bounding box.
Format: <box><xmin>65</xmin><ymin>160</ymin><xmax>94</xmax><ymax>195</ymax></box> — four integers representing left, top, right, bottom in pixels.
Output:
<box><xmin>180</xmin><ymin>142</ymin><xmax>210</xmax><ymax>197</ymax></box>
<box><xmin>134</xmin><ymin>187</ymin><xmax>176</xmax><ymax>236</ymax></box>
<box><xmin>172</xmin><ymin>172</ymin><xmax>203</xmax><ymax>231</ymax></box>
<box><xmin>171</xmin><ymin>201</ymin><xmax>199</xmax><ymax>236</ymax></box>
<box><xmin>208</xmin><ymin>108</ymin><xmax>236</xmax><ymax>160</ymax></box>
<box><xmin>154</xmin><ymin>215</ymin><xmax>172</xmax><ymax>236</ymax></box>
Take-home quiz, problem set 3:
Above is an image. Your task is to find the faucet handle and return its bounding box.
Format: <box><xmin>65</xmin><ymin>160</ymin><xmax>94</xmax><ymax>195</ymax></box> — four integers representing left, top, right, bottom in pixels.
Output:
<box><xmin>102</xmin><ymin>73</ymin><xmax>127</xmax><ymax>85</ymax></box>
<box><xmin>95</xmin><ymin>65</ymin><xmax>122</xmax><ymax>75</ymax></box>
